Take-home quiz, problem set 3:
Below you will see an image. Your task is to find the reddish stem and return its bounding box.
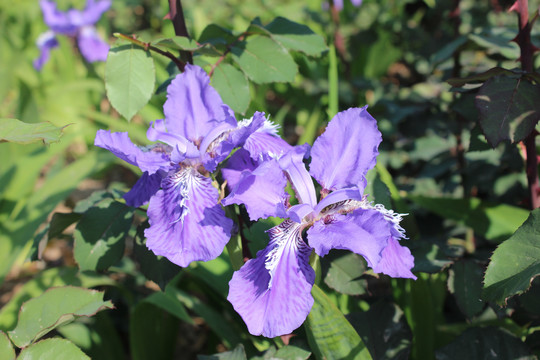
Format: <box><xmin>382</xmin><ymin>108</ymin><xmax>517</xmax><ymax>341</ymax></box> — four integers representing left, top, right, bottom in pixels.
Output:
<box><xmin>168</xmin><ymin>0</ymin><xmax>193</xmax><ymax>65</ymax></box>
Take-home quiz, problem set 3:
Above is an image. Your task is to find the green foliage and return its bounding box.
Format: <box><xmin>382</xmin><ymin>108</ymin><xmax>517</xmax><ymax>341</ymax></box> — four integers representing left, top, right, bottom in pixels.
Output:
<box><xmin>211</xmin><ymin>63</ymin><xmax>250</xmax><ymax>114</ymax></box>
<box><xmin>483</xmin><ymin>209</ymin><xmax>540</xmax><ymax>305</ymax></box>
<box><xmin>8</xmin><ymin>286</ymin><xmax>113</xmax><ymax>348</ymax></box>
<box><xmin>448</xmin><ymin>260</ymin><xmax>485</xmax><ymax>318</ymax></box>
<box><xmin>321</xmin><ymin>251</ymin><xmax>368</xmax><ymax>296</ymax></box>
<box><xmin>17</xmin><ymin>338</ymin><xmax>90</xmax><ymax>360</ymax></box>
<box><xmin>0</xmin><ymin>119</ymin><xmax>67</xmax><ymax>145</ymax></box>
<box><xmin>105</xmin><ymin>44</ymin><xmax>155</xmax><ymax>121</ymax></box>
<box><xmin>0</xmin><ymin>331</ymin><xmax>15</xmax><ymax>360</ymax></box>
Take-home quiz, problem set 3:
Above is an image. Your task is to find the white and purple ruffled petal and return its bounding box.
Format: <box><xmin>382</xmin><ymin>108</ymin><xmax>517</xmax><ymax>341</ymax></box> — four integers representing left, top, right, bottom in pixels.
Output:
<box><xmin>222</xmin><ymin>158</ymin><xmax>288</xmax><ymax>221</ymax></box>
<box><xmin>77</xmin><ymin>26</ymin><xmax>109</xmax><ymax>63</ymax></box>
<box><xmin>94</xmin><ymin>130</ymin><xmax>171</xmax><ymax>174</ymax></box>
<box><xmin>145</xmin><ymin>167</ymin><xmax>233</xmax><ymax>267</ymax></box>
<box><xmin>309</xmin><ymin>107</ymin><xmax>381</xmax><ymax>191</ymax></box>
<box><xmin>164</xmin><ymin>64</ymin><xmax>230</xmax><ymax>144</ymax></box>
<box><xmin>34</xmin><ymin>31</ymin><xmax>58</xmax><ymax>70</ymax></box>
<box><xmin>307</xmin><ymin>208</ymin><xmax>390</xmax><ymax>268</ymax></box>
<box><xmin>123</xmin><ymin>171</ymin><xmax>163</xmax><ymax>208</ymax></box>
<box><xmin>373</xmin><ymin>237</ymin><xmax>416</xmax><ymax>279</ymax></box>
<box><xmin>242</xmin><ymin>119</ymin><xmax>293</xmax><ymax>160</ymax></box>
<box><xmin>228</xmin><ymin>220</ymin><xmax>315</xmax><ymax>338</ymax></box>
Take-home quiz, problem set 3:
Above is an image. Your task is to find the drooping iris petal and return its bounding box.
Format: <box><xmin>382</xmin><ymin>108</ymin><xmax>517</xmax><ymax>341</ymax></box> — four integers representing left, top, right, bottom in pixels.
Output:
<box><xmin>77</xmin><ymin>26</ymin><xmax>109</xmax><ymax>63</ymax></box>
<box><xmin>307</xmin><ymin>208</ymin><xmax>390</xmax><ymax>268</ymax></box>
<box><xmin>278</xmin><ymin>144</ymin><xmax>317</xmax><ymax>208</ymax></box>
<box><xmin>34</xmin><ymin>31</ymin><xmax>58</xmax><ymax>70</ymax></box>
<box><xmin>309</xmin><ymin>107</ymin><xmax>381</xmax><ymax>191</ymax></box>
<box><xmin>373</xmin><ymin>237</ymin><xmax>416</xmax><ymax>279</ymax></box>
<box><xmin>40</xmin><ymin>0</ymin><xmax>76</xmax><ymax>34</ymax></box>
<box><xmin>228</xmin><ymin>220</ymin><xmax>315</xmax><ymax>338</ymax></box>
<box><xmin>123</xmin><ymin>171</ymin><xmax>163</xmax><ymax>208</ymax></box>
<box><xmin>145</xmin><ymin>167</ymin><xmax>233</xmax><ymax>267</ymax></box>
<box><xmin>94</xmin><ymin>130</ymin><xmax>171</xmax><ymax>174</ymax></box>
<box><xmin>221</xmin><ymin>149</ymin><xmax>259</xmax><ymax>191</ymax></box>
<box><xmin>80</xmin><ymin>0</ymin><xmax>111</xmax><ymax>25</ymax></box>
<box><xmin>222</xmin><ymin>158</ymin><xmax>288</xmax><ymax>221</ymax></box>
<box><xmin>164</xmin><ymin>64</ymin><xmax>229</xmax><ymax>144</ymax></box>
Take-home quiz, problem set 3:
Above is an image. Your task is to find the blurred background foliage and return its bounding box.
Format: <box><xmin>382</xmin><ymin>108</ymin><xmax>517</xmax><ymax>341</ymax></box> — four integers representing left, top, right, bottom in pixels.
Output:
<box><xmin>1</xmin><ymin>0</ymin><xmax>539</xmax><ymax>358</ymax></box>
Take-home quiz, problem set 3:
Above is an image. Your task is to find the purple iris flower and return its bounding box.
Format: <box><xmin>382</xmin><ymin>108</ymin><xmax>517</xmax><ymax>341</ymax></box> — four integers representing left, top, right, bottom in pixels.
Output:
<box><xmin>223</xmin><ymin>106</ymin><xmax>416</xmax><ymax>338</ymax></box>
<box><xmin>94</xmin><ymin>64</ymin><xmax>287</xmax><ymax>267</ymax></box>
<box><xmin>34</xmin><ymin>0</ymin><xmax>110</xmax><ymax>70</ymax></box>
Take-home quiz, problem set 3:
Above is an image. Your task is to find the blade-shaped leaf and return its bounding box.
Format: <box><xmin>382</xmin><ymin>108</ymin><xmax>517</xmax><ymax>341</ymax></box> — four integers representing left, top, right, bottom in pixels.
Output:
<box><xmin>483</xmin><ymin>209</ymin><xmax>540</xmax><ymax>305</ymax></box>
<box><xmin>0</xmin><ymin>119</ymin><xmax>67</xmax><ymax>145</ymax></box>
<box><xmin>74</xmin><ymin>198</ymin><xmax>133</xmax><ymax>271</ymax></box>
<box><xmin>304</xmin><ymin>284</ymin><xmax>372</xmax><ymax>360</ymax></box>
<box><xmin>105</xmin><ymin>44</ymin><xmax>155</xmax><ymax>121</ymax></box>
<box><xmin>8</xmin><ymin>286</ymin><xmax>113</xmax><ymax>348</ymax></box>
<box><xmin>17</xmin><ymin>338</ymin><xmax>90</xmax><ymax>360</ymax></box>
<box><xmin>231</xmin><ymin>36</ymin><xmax>297</xmax><ymax>84</ymax></box>
<box><xmin>211</xmin><ymin>63</ymin><xmax>250</xmax><ymax>114</ymax></box>
<box><xmin>476</xmin><ymin>75</ymin><xmax>540</xmax><ymax>146</ymax></box>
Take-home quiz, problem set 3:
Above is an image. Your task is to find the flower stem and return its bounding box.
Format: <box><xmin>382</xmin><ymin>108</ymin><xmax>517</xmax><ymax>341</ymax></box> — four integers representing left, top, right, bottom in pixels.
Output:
<box><xmin>168</xmin><ymin>0</ymin><xmax>193</xmax><ymax>65</ymax></box>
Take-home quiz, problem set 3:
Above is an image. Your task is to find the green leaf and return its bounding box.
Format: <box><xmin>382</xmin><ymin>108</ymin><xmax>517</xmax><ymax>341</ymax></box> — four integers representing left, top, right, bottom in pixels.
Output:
<box><xmin>211</xmin><ymin>63</ymin><xmax>250</xmax><ymax>114</ymax></box>
<box><xmin>0</xmin><ymin>119</ymin><xmax>67</xmax><ymax>145</ymax></box>
<box><xmin>0</xmin><ymin>267</ymin><xmax>114</xmax><ymax>332</ymax></box>
<box><xmin>322</xmin><ymin>251</ymin><xmax>368</xmax><ymax>295</ymax></box>
<box><xmin>304</xmin><ymin>284</ymin><xmax>372</xmax><ymax>360</ymax></box>
<box><xmin>198</xmin><ymin>344</ymin><xmax>247</xmax><ymax>360</ymax></box>
<box><xmin>143</xmin><ymin>291</ymin><xmax>193</xmax><ymax>324</ymax></box>
<box><xmin>74</xmin><ymin>198</ymin><xmax>134</xmax><ymax>271</ymax></box>
<box><xmin>347</xmin><ymin>302</ymin><xmax>412</xmax><ymax>360</ymax></box>
<box><xmin>475</xmin><ymin>75</ymin><xmax>540</xmax><ymax>146</ymax></box>
<box><xmin>263</xmin><ymin>17</ymin><xmax>327</xmax><ymax>56</ymax></box>
<box><xmin>408</xmin><ymin>196</ymin><xmax>529</xmax><ymax>242</ymax></box>
<box><xmin>435</xmin><ymin>327</ymin><xmax>534</xmax><ymax>360</ymax></box>
<box><xmin>8</xmin><ymin>286</ymin><xmax>113</xmax><ymax>348</ymax></box>
<box><xmin>225</xmin><ymin>233</ymin><xmax>244</xmax><ymax>272</ymax></box>
<box><xmin>448</xmin><ymin>260</ymin><xmax>485</xmax><ymax>318</ymax></box>
<box><xmin>48</xmin><ymin>212</ymin><xmax>83</xmax><ymax>239</ymax></box>
<box><xmin>273</xmin><ymin>345</ymin><xmax>311</xmax><ymax>360</ymax></box>
<box><xmin>483</xmin><ymin>209</ymin><xmax>540</xmax><ymax>305</ymax></box>
<box><xmin>0</xmin><ymin>331</ymin><xmax>14</xmax><ymax>360</ymax></box>
<box><xmin>153</xmin><ymin>36</ymin><xmax>221</xmax><ymax>56</ymax></box>
<box><xmin>105</xmin><ymin>44</ymin><xmax>155</xmax><ymax>121</ymax></box>
<box><xmin>446</xmin><ymin>67</ymin><xmax>517</xmax><ymax>88</ymax></box>
<box><xmin>17</xmin><ymin>338</ymin><xmax>90</xmax><ymax>360</ymax></box>
<box><xmin>231</xmin><ymin>36</ymin><xmax>297</xmax><ymax>84</ymax></box>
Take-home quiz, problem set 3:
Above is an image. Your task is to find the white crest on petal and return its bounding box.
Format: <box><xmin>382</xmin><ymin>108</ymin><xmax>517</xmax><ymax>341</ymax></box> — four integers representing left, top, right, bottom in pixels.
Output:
<box><xmin>166</xmin><ymin>167</ymin><xmax>205</xmax><ymax>225</ymax></box>
<box><xmin>239</xmin><ymin>114</ymin><xmax>280</xmax><ymax>136</ymax></box>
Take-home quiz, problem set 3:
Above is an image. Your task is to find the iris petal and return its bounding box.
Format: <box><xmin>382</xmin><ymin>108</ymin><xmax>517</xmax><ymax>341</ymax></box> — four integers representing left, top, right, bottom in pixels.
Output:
<box><xmin>145</xmin><ymin>167</ymin><xmax>233</xmax><ymax>267</ymax></box>
<box><xmin>228</xmin><ymin>220</ymin><xmax>315</xmax><ymax>338</ymax></box>
<box><xmin>123</xmin><ymin>171</ymin><xmax>163</xmax><ymax>208</ymax></box>
<box><xmin>373</xmin><ymin>237</ymin><xmax>416</xmax><ymax>279</ymax></box>
<box><xmin>34</xmin><ymin>31</ymin><xmax>58</xmax><ymax>70</ymax></box>
<box><xmin>278</xmin><ymin>145</ymin><xmax>317</xmax><ymax>208</ymax></box>
<box><xmin>77</xmin><ymin>26</ymin><xmax>109</xmax><ymax>63</ymax></box>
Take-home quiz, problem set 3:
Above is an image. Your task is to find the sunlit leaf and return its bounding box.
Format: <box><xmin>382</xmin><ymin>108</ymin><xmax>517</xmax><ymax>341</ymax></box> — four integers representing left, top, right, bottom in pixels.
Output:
<box><xmin>0</xmin><ymin>119</ymin><xmax>67</xmax><ymax>145</ymax></box>
<box><xmin>17</xmin><ymin>338</ymin><xmax>90</xmax><ymax>360</ymax></box>
<box><xmin>322</xmin><ymin>251</ymin><xmax>368</xmax><ymax>296</ymax></box>
<box><xmin>0</xmin><ymin>331</ymin><xmax>14</xmax><ymax>360</ymax></box>
<box><xmin>211</xmin><ymin>63</ymin><xmax>250</xmax><ymax>114</ymax></box>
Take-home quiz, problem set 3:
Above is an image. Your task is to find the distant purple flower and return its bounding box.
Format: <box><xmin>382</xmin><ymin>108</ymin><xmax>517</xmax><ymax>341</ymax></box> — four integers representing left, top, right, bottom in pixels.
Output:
<box><xmin>331</xmin><ymin>0</ymin><xmax>363</xmax><ymax>11</ymax></box>
<box><xmin>34</xmin><ymin>0</ymin><xmax>110</xmax><ymax>70</ymax></box>
<box><xmin>95</xmin><ymin>65</ymin><xmax>286</xmax><ymax>267</ymax></box>
<box><xmin>224</xmin><ymin>107</ymin><xmax>416</xmax><ymax>338</ymax></box>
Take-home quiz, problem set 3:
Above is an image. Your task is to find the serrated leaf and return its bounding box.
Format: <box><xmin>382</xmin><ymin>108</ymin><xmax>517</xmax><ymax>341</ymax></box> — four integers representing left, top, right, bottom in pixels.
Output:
<box><xmin>8</xmin><ymin>286</ymin><xmax>113</xmax><ymax>348</ymax></box>
<box><xmin>408</xmin><ymin>196</ymin><xmax>528</xmax><ymax>242</ymax></box>
<box><xmin>322</xmin><ymin>251</ymin><xmax>368</xmax><ymax>295</ymax></box>
<box><xmin>231</xmin><ymin>36</ymin><xmax>297</xmax><ymax>84</ymax></box>
<box><xmin>17</xmin><ymin>338</ymin><xmax>90</xmax><ymax>360</ymax></box>
<box><xmin>74</xmin><ymin>198</ymin><xmax>133</xmax><ymax>271</ymax></box>
<box><xmin>448</xmin><ymin>260</ymin><xmax>485</xmax><ymax>318</ymax></box>
<box><xmin>0</xmin><ymin>331</ymin><xmax>14</xmax><ymax>360</ymax></box>
<box><xmin>435</xmin><ymin>327</ymin><xmax>534</xmax><ymax>360</ymax></box>
<box><xmin>198</xmin><ymin>344</ymin><xmax>247</xmax><ymax>360</ymax></box>
<box><xmin>0</xmin><ymin>119</ymin><xmax>67</xmax><ymax>145</ymax></box>
<box><xmin>211</xmin><ymin>63</ymin><xmax>250</xmax><ymax>114</ymax></box>
<box><xmin>105</xmin><ymin>44</ymin><xmax>155</xmax><ymax>121</ymax></box>
<box><xmin>305</xmin><ymin>284</ymin><xmax>372</xmax><ymax>360</ymax></box>
<box><xmin>483</xmin><ymin>209</ymin><xmax>540</xmax><ymax>305</ymax></box>
<box><xmin>475</xmin><ymin>75</ymin><xmax>540</xmax><ymax>146</ymax></box>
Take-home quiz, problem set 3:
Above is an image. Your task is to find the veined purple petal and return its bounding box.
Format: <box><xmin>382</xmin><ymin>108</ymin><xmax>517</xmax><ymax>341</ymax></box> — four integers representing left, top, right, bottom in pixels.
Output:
<box><xmin>80</xmin><ymin>0</ymin><xmax>111</xmax><ymax>26</ymax></box>
<box><xmin>34</xmin><ymin>31</ymin><xmax>58</xmax><ymax>70</ymax></box>
<box><xmin>313</xmin><ymin>187</ymin><xmax>363</xmax><ymax>215</ymax></box>
<box><xmin>221</xmin><ymin>149</ymin><xmax>259</xmax><ymax>191</ymax></box>
<box><xmin>228</xmin><ymin>220</ymin><xmax>315</xmax><ymax>338</ymax></box>
<box><xmin>94</xmin><ymin>130</ymin><xmax>171</xmax><ymax>174</ymax></box>
<box><xmin>77</xmin><ymin>26</ymin><xmax>109</xmax><ymax>63</ymax></box>
<box><xmin>164</xmin><ymin>64</ymin><xmax>228</xmax><ymax>144</ymax></box>
<box><xmin>309</xmin><ymin>107</ymin><xmax>381</xmax><ymax>191</ymax></box>
<box><xmin>243</xmin><ymin>118</ymin><xmax>293</xmax><ymax>160</ymax></box>
<box><xmin>145</xmin><ymin>167</ymin><xmax>233</xmax><ymax>267</ymax></box>
<box><xmin>287</xmin><ymin>203</ymin><xmax>314</xmax><ymax>224</ymax></box>
<box><xmin>278</xmin><ymin>144</ymin><xmax>317</xmax><ymax>208</ymax></box>
<box><xmin>40</xmin><ymin>0</ymin><xmax>77</xmax><ymax>34</ymax></box>
<box><xmin>123</xmin><ymin>171</ymin><xmax>163</xmax><ymax>208</ymax></box>
<box><xmin>373</xmin><ymin>237</ymin><xmax>416</xmax><ymax>279</ymax></box>
<box><xmin>222</xmin><ymin>158</ymin><xmax>288</xmax><ymax>221</ymax></box>
<box><xmin>307</xmin><ymin>208</ymin><xmax>390</xmax><ymax>269</ymax></box>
